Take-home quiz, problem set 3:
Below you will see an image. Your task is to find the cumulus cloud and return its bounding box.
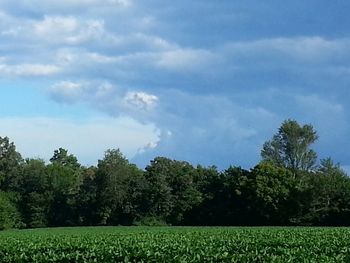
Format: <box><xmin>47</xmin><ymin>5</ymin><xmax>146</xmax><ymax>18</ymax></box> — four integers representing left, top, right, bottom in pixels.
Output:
<box><xmin>32</xmin><ymin>16</ymin><xmax>109</xmax><ymax>45</ymax></box>
<box><xmin>49</xmin><ymin>80</ymin><xmax>159</xmax><ymax>119</ymax></box>
<box><xmin>130</xmin><ymin>90</ymin><xmax>280</xmax><ymax>168</ymax></box>
<box><xmin>123</xmin><ymin>91</ymin><xmax>158</xmax><ymax>111</ymax></box>
<box><xmin>48</xmin><ymin>78</ymin><xmax>280</xmax><ymax>168</ymax></box>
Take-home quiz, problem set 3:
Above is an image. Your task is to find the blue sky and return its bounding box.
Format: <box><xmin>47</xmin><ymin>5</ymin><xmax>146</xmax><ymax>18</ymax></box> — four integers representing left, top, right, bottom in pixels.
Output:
<box><xmin>0</xmin><ymin>1</ymin><xmax>349</xmax><ymax>172</ymax></box>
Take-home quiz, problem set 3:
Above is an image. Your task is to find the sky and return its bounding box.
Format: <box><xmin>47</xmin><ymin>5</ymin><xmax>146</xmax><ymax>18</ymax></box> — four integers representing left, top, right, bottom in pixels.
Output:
<box><xmin>0</xmin><ymin>1</ymin><xmax>349</xmax><ymax>172</ymax></box>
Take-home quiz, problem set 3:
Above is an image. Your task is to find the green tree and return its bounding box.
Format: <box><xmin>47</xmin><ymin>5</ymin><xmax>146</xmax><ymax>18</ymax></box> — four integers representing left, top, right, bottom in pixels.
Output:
<box><xmin>144</xmin><ymin>157</ymin><xmax>202</xmax><ymax>225</ymax></box>
<box><xmin>250</xmin><ymin>162</ymin><xmax>297</xmax><ymax>224</ymax></box>
<box><xmin>301</xmin><ymin>158</ymin><xmax>350</xmax><ymax>225</ymax></box>
<box><xmin>75</xmin><ymin>166</ymin><xmax>98</xmax><ymax>225</ymax></box>
<box><xmin>261</xmin><ymin>119</ymin><xmax>318</xmax><ymax>173</ymax></box>
<box><xmin>46</xmin><ymin>149</ymin><xmax>82</xmax><ymax>226</ymax></box>
<box><xmin>0</xmin><ymin>191</ymin><xmax>20</xmax><ymax>230</ymax></box>
<box><xmin>19</xmin><ymin>159</ymin><xmax>51</xmax><ymax>228</ymax></box>
<box><xmin>222</xmin><ymin>166</ymin><xmax>257</xmax><ymax>225</ymax></box>
<box><xmin>183</xmin><ymin>165</ymin><xmax>221</xmax><ymax>225</ymax></box>
<box><xmin>50</xmin><ymin>148</ymin><xmax>80</xmax><ymax>169</ymax></box>
<box><xmin>95</xmin><ymin>149</ymin><xmax>144</xmax><ymax>225</ymax></box>
<box><xmin>0</xmin><ymin>136</ymin><xmax>23</xmax><ymax>191</ymax></box>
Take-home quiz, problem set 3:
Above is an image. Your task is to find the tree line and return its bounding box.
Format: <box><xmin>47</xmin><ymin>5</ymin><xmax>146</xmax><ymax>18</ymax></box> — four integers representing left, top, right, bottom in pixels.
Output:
<box><xmin>0</xmin><ymin>119</ymin><xmax>349</xmax><ymax>229</ymax></box>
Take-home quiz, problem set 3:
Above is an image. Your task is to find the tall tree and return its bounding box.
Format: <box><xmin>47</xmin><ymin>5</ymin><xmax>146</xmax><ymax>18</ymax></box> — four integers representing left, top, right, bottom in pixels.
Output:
<box><xmin>183</xmin><ymin>165</ymin><xmax>221</xmax><ymax>225</ymax></box>
<box><xmin>250</xmin><ymin>162</ymin><xmax>297</xmax><ymax>225</ymax></box>
<box><xmin>50</xmin><ymin>148</ymin><xmax>80</xmax><ymax>170</ymax></box>
<box><xmin>46</xmin><ymin>149</ymin><xmax>82</xmax><ymax>226</ymax></box>
<box><xmin>0</xmin><ymin>136</ymin><xmax>23</xmax><ymax>191</ymax></box>
<box><xmin>94</xmin><ymin>149</ymin><xmax>144</xmax><ymax>225</ymax></box>
<box><xmin>300</xmin><ymin>158</ymin><xmax>350</xmax><ymax>226</ymax></box>
<box><xmin>144</xmin><ymin>157</ymin><xmax>202</xmax><ymax>225</ymax></box>
<box><xmin>261</xmin><ymin>119</ymin><xmax>318</xmax><ymax>172</ymax></box>
<box><xmin>0</xmin><ymin>191</ymin><xmax>20</xmax><ymax>230</ymax></box>
<box><xmin>75</xmin><ymin>166</ymin><xmax>98</xmax><ymax>225</ymax></box>
<box><xmin>19</xmin><ymin>159</ymin><xmax>51</xmax><ymax>228</ymax></box>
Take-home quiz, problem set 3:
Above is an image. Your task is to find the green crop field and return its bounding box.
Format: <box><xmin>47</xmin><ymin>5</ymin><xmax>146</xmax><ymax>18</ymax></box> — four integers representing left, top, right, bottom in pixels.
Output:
<box><xmin>0</xmin><ymin>227</ymin><xmax>349</xmax><ymax>262</ymax></box>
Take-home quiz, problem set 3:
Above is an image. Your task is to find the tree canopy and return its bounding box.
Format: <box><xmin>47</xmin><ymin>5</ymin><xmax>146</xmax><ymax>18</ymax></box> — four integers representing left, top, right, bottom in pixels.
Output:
<box><xmin>261</xmin><ymin>119</ymin><xmax>318</xmax><ymax>172</ymax></box>
<box><xmin>0</xmin><ymin>119</ymin><xmax>349</xmax><ymax>229</ymax></box>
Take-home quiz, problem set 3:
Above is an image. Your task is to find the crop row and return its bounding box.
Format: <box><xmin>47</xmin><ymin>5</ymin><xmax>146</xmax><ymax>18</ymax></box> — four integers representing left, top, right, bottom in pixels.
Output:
<box><xmin>0</xmin><ymin>227</ymin><xmax>349</xmax><ymax>262</ymax></box>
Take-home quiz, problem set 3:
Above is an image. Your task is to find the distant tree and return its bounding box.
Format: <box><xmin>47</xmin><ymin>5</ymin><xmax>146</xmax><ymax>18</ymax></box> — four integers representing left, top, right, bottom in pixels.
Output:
<box><xmin>318</xmin><ymin>157</ymin><xmax>347</xmax><ymax>176</ymax></box>
<box><xmin>188</xmin><ymin>165</ymin><xmax>255</xmax><ymax>226</ymax></box>
<box><xmin>0</xmin><ymin>136</ymin><xmax>23</xmax><ymax>191</ymax></box>
<box><xmin>50</xmin><ymin>148</ymin><xmax>80</xmax><ymax>169</ymax></box>
<box><xmin>75</xmin><ymin>166</ymin><xmax>98</xmax><ymax>225</ymax></box>
<box><xmin>301</xmin><ymin>158</ymin><xmax>350</xmax><ymax>225</ymax></box>
<box><xmin>261</xmin><ymin>119</ymin><xmax>318</xmax><ymax>173</ymax></box>
<box><xmin>47</xmin><ymin>149</ymin><xmax>82</xmax><ymax>226</ymax></box>
<box><xmin>19</xmin><ymin>159</ymin><xmax>51</xmax><ymax>228</ymax></box>
<box><xmin>0</xmin><ymin>191</ymin><xmax>20</xmax><ymax>230</ymax></box>
<box><xmin>183</xmin><ymin>165</ymin><xmax>221</xmax><ymax>225</ymax></box>
<box><xmin>221</xmin><ymin>166</ymin><xmax>256</xmax><ymax>225</ymax></box>
<box><xmin>144</xmin><ymin>157</ymin><xmax>202</xmax><ymax>225</ymax></box>
<box><xmin>94</xmin><ymin>149</ymin><xmax>144</xmax><ymax>225</ymax></box>
<box><xmin>250</xmin><ymin>162</ymin><xmax>297</xmax><ymax>225</ymax></box>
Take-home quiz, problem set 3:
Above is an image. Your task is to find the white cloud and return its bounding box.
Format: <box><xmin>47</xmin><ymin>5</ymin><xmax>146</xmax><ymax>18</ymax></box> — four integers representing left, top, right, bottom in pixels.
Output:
<box><xmin>1</xmin><ymin>0</ymin><xmax>132</xmax><ymax>13</ymax></box>
<box><xmin>50</xmin><ymin>81</ymin><xmax>84</xmax><ymax>103</ymax></box>
<box><xmin>50</xmin><ymin>80</ymin><xmax>118</xmax><ymax>104</ymax></box>
<box><xmin>156</xmin><ymin>48</ymin><xmax>218</xmax><ymax>71</ymax></box>
<box><xmin>123</xmin><ymin>91</ymin><xmax>158</xmax><ymax>111</ymax></box>
<box><xmin>0</xmin><ymin>116</ymin><xmax>159</xmax><ymax>165</ymax></box>
<box><xmin>49</xmin><ymin>80</ymin><xmax>159</xmax><ymax>117</ymax></box>
<box><xmin>34</xmin><ymin>16</ymin><xmax>79</xmax><ymax>34</ymax></box>
<box><xmin>32</xmin><ymin>16</ymin><xmax>107</xmax><ymax>44</ymax></box>
<box><xmin>0</xmin><ymin>62</ymin><xmax>61</xmax><ymax>76</ymax></box>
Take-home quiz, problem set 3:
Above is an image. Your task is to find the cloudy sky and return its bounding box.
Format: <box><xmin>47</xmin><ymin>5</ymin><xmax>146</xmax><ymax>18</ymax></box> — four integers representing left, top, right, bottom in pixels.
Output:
<box><xmin>0</xmin><ymin>1</ymin><xmax>349</xmax><ymax>172</ymax></box>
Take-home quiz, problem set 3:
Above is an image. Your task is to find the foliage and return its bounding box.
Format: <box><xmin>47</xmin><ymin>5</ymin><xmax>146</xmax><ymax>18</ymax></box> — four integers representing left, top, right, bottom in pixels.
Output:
<box><xmin>144</xmin><ymin>157</ymin><xmax>202</xmax><ymax>225</ymax></box>
<box><xmin>261</xmin><ymin>119</ymin><xmax>318</xmax><ymax>172</ymax></box>
<box><xmin>250</xmin><ymin>162</ymin><xmax>297</xmax><ymax>224</ymax></box>
<box><xmin>0</xmin><ymin>227</ymin><xmax>350</xmax><ymax>262</ymax></box>
<box><xmin>0</xmin><ymin>191</ymin><xmax>20</xmax><ymax>230</ymax></box>
<box><xmin>0</xmin><ymin>136</ymin><xmax>23</xmax><ymax>191</ymax></box>
<box><xmin>0</xmin><ymin>119</ymin><xmax>350</xmax><ymax>229</ymax></box>
<box><xmin>19</xmin><ymin>159</ymin><xmax>51</xmax><ymax>228</ymax></box>
<box><xmin>50</xmin><ymin>148</ymin><xmax>80</xmax><ymax>170</ymax></box>
<box><xmin>94</xmin><ymin>149</ymin><xmax>145</xmax><ymax>225</ymax></box>
<box><xmin>43</xmin><ymin>149</ymin><xmax>83</xmax><ymax>227</ymax></box>
<box><xmin>300</xmin><ymin>158</ymin><xmax>350</xmax><ymax>225</ymax></box>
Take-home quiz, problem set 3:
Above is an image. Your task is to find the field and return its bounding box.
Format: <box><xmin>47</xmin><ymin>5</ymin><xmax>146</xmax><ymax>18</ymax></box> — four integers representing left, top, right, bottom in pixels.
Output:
<box><xmin>0</xmin><ymin>227</ymin><xmax>349</xmax><ymax>262</ymax></box>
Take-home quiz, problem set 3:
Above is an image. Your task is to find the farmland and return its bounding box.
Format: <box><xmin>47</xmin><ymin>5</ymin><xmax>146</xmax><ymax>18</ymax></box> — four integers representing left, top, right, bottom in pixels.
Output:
<box><xmin>0</xmin><ymin>227</ymin><xmax>349</xmax><ymax>262</ymax></box>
